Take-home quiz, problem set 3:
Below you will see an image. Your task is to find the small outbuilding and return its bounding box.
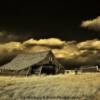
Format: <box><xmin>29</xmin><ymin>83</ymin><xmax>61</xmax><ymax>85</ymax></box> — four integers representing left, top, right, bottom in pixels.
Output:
<box><xmin>80</xmin><ymin>65</ymin><xmax>99</xmax><ymax>72</ymax></box>
<box><xmin>0</xmin><ymin>51</ymin><xmax>65</xmax><ymax>76</ymax></box>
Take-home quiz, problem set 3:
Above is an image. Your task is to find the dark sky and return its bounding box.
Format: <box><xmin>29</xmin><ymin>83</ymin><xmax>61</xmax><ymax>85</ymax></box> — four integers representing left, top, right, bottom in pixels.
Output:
<box><xmin>0</xmin><ymin>1</ymin><xmax>100</xmax><ymax>41</ymax></box>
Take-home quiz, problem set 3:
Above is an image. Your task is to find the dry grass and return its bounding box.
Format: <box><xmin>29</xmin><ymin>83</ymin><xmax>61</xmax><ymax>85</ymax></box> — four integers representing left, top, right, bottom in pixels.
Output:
<box><xmin>0</xmin><ymin>73</ymin><xmax>100</xmax><ymax>100</ymax></box>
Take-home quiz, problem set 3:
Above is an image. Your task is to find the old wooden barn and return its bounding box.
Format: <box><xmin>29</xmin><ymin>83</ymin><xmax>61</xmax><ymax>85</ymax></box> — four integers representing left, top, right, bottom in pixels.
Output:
<box><xmin>0</xmin><ymin>51</ymin><xmax>65</xmax><ymax>76</ymax></box>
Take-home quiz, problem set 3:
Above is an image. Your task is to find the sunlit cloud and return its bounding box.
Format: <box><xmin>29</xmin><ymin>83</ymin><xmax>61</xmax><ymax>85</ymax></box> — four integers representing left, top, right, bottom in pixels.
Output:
<box><xmin>1</xmin><ymin>38</ymin><xmax>100</xmax><ymax>66</ymax></box>
<box><xmin>77</xmin><ymin>39</ymin><xmax>100</xmax><ymax>49</ymax></box>
<box><xmin>23</xmin><ymin>38</ymin><xmax>65</xmax><ymax>47</ymax></box>
<box><xmin>81</xmin><ymin>16</ymin><xmax>100</xmax><ymax>31</ymax></box>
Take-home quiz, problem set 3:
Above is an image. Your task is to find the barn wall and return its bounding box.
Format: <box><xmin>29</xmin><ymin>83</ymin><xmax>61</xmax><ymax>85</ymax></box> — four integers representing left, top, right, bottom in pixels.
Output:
<box><xmin>35</xmin><ymin>53</ymin><xmax>65</xmax><ymax>74</ymax></box>
<box><xmin>28</xmin><ymin>66</ymin><xmax>42</xmax><ymax>75</ymax></box>
<box><xmin>0</xmin><ymin>68</ymin><xmax>29</xmax><ymax>76</ymax></box>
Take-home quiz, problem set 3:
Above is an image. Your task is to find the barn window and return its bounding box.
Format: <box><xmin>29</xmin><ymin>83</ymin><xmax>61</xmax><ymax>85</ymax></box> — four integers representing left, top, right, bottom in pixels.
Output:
<box><xmin>49</xmin><ymin>56</ymin><xmax>52</xmax><ymax>61</ymax></box>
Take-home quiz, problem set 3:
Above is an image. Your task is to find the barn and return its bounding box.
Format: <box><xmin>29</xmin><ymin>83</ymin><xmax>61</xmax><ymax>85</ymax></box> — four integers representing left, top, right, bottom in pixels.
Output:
<box><xmin>0</xmin><ymin>51</ymin><xmax>65</xmax><ymax>76</ymax></box>
<box><xmin>80</xmin><ymin>65</ymin><xmax>99</xmax><ymax>72</ymax></box>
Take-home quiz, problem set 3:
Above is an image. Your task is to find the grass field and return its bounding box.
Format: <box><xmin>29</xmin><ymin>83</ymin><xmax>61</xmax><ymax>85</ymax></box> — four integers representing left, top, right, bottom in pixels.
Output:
<box><xmin>0</xmin><ymin>73</ymin><xmax>100</xmax><ymax>100</ymax></box>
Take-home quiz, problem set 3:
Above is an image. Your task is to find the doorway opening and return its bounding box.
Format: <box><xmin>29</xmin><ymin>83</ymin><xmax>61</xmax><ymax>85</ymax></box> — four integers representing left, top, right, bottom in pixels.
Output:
<box><xmin>41</xmin><ymin>64</ymin><xmax>56</xmax><ymax>75</ymax></box>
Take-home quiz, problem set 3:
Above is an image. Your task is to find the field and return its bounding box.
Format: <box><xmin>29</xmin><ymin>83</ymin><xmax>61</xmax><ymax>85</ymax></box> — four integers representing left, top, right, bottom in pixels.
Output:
<box><xmin>0</xmin><ymin>73</ymin><xmax>100</xmax><ymax>100</ymax></box>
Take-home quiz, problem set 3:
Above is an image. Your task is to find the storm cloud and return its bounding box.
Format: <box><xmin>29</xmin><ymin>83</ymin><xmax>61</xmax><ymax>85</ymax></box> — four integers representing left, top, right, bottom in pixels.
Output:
<box><xmin>0</xmin><ymin>31</ymin><xmax>34</xmax><ymax>43</ymax></box>
<box><xmin>81</xmin><ymin>16</ymin><xmax>100</xmax><ymax>31</ymax></box>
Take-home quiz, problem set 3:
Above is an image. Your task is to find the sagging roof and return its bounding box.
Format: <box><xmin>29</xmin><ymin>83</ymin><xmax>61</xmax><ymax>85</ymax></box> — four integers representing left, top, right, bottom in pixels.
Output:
<box><xmin>0</xmin><ymin>51</ymin><xmax>52</xmax><ymax>71</ymax></box>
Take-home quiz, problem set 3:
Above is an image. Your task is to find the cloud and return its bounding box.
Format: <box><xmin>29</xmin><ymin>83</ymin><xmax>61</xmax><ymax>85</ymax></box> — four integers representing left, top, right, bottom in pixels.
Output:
<box><xmin>0</xmin><ymin>38</ymin><xmax>65</xmax><ymax>55</ymax></box>
<box><xmin>23</xmin><ymin>38</ymin><xmax>65</xmax><ymax>47</ymax></box>
<box><xmin>0</xmin><ymin>32</ymin><xmax>6</xmax><ymax>36</ymax></box>
<box><xmin>24</xmin><ymin>46</ymin><xmax>50</xmax><ymax>53</ymax></box>
<box><xmin>0</xmin><ymin>41</ymin><xmax>23</xmax><ymax>65</ymax></box>
<box><xmin>77</xmin><ymin>39</ymin><xmax>100</xmax><ymax>49</ymax></box>
<box><xmin>81</xmin><ymin>16</ymin><xmax>100</xmax><ymax>31</ymax></box>
<box><xmin>75</xmin><ymin>39</ymin><xmax>100</xmax><ymax>65</ymax></box>
<box><xmin>23</xmin><ymin>38</ymin><xmax>79</xmax><ymax>60</ymax></box>
<box><xmin>0</xmin><ymin>31</ymin><xmax>20</xmax><ymax>43</ymax></box>
<box><xmin>0</xmin><ymin>31</ymin><xmax>34</xmax><ymax>43</ymax></box>
<box><xmin>52</xmin><ymin>43</ymin><xmax>79</xmax><ymax>59</ymax></box>
<box><xmin>1</xmin><ymin>38</ymin><xmax>100</xmax><ymax>66</ymax></box>
<box><xmin>0</xmin><ymin>42</ymin><xmax>23</xmax><ymax>53</ymax></box>
<box><xmin>0</xmin><ymin>38</ymin><xmax>79</xmax><ymax>66</ymax></box>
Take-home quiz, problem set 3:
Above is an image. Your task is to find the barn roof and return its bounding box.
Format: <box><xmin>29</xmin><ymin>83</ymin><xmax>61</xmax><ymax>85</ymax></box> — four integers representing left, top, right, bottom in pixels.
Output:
<box><xmin>0</xmin><ymin>51</ymin><xmax>52</xmax><ymax>71</ymax></box>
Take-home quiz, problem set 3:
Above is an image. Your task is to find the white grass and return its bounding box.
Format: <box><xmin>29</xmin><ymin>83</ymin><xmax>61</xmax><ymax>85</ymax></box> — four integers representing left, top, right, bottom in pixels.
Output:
<box><xmin>0</xmin><ymin>73</ymin><xmax>100</xmax><ymax>100</ymax></box>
